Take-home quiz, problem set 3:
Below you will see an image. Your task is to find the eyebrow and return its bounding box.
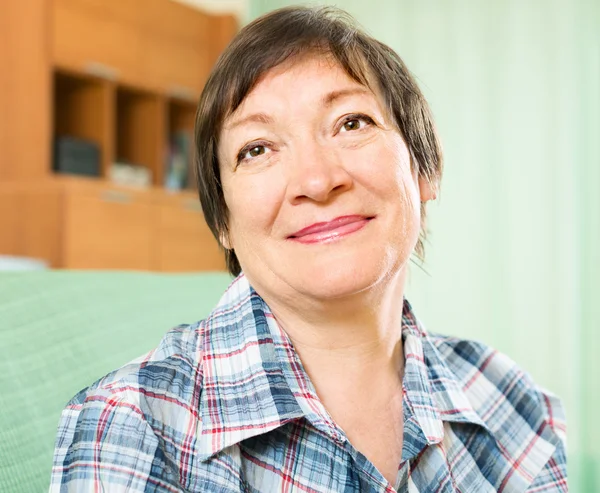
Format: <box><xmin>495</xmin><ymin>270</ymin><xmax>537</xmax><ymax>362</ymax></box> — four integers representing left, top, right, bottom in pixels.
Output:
<box><xmin>225</xmin><ymin>87</ymin><xmax>372</xmax><ymax>131</ymax></box>
<box><xmin>322</xmin><ymin>87</ymin><xmax>371</xmax><ymax>107</ymax></box>
<box><xmin>225</xmin><ymin>112</ymin><xmax>274</xmax><ymax>131</ymax></box>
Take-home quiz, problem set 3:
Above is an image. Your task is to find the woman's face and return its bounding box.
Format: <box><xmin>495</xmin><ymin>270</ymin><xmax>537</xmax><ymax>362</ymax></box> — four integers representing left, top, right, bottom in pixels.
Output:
<box><xmin>218</xmin><ymin>55</ymin><xmax>433</xmax><ymax>303</ymax></box>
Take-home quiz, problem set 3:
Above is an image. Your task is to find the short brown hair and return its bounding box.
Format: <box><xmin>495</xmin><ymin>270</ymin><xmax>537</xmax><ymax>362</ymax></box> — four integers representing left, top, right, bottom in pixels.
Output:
<box><xmin>194</xmin><ymin>6</ymin><xmax>443</xmax><ymax>276</ymax></box>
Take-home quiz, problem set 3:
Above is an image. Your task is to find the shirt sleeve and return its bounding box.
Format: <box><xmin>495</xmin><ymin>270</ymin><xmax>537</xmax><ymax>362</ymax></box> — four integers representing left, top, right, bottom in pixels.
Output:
<box><xmin>50</xmin><ymin>390</ymin><xmax>181</xmax><ymax>492</ymax></box>
<box><xmin>526</xmin><ymin>389</ymin><xmax>568</xmax><ymax>492</ymax></box>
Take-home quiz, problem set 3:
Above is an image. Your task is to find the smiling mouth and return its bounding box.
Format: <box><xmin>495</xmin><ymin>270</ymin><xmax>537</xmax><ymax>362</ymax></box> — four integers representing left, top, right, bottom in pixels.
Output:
<box><xmin>288</xmin><ymin>215</ymin><xmax>374</xmax><ymax>244</ymax></box>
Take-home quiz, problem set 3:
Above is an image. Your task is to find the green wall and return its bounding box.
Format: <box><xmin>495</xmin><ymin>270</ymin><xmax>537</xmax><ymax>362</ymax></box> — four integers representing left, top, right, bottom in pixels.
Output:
<box><xmin>248</xmin><ymin>1</ymin><xmax>599</xmax><ymax>490</ymax></box>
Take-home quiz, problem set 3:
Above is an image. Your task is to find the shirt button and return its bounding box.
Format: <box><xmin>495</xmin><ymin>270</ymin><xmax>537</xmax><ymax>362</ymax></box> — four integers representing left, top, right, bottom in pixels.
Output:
<box><xmin>334</xmin><ymin>433</ymin><xmax>346</xmax><ymax>444</ymax></box>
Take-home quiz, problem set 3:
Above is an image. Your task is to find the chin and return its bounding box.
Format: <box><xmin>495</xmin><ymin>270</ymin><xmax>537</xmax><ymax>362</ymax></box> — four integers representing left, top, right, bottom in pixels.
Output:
<box><xmin>288</xmin><ymin>249</ymin><xmax>402</xmax><ymax>301</ymax></box>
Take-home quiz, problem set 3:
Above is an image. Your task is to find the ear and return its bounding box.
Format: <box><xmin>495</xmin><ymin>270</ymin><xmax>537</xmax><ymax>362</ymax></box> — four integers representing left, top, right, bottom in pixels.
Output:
<box><xmin>418</xmin><ymin>176</ymin><xmax>437</xmax><ymax>203</ymax></box>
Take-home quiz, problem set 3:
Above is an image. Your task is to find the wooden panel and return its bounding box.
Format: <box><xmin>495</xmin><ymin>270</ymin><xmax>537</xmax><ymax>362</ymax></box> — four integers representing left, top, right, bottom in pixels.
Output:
<box><xmin>116</xmin><ymin>88</ymin><xmax>166</xmax><ymax>185</ymax></box>
<box><xmin>208</xmin><ymin>14</ymin><xmax>238</xmax><ymax>67</ymax></box>
<box><xmin>53</xmin><ymin>0</ymin><xmax>214</xmax><ymax>95</ymax></box>
<box><xmin>72</xmin><ymin>0</ymin><xmax>140</xmax><ymax>23</ymax></box>
<box><xmin>139</xmin><ymin>0</ymin><xmax>210</xmax><ymax>98</ymax></box>
<box><xmin>1</xmin><ymin>178</ymin><xmax>226</xmax><ymax>272</ymax></box>
<box><xmin>0</xmin><ymin>188</ymin><xmax>21</xmax><ymax>255</ymax></box>
<box><xmin>0</xmin><ymin>182</ymin><xmax>62</xmax><ymax>266</ymax></box>
<box><xmin>0</xmin><ymin>0</ymin><xmax>51</xmax><ymax>181</ymax></box>
<box><xmin>139</xmin><ymin>34</ymin><xmax>206</xmax><ymax>100</ymax></box>
<box><xmin>141</xmin><ymin>0</ymin><xmax>207</xmax><ymax>46</ymax></box>
<box><xmin>52</xmin><ymin>0</ymin><xmax>142</xmax><ymax>85</ymax></box>
<box><xmin>155</xmin><ymin>193</ymin><xmax>225</xmax><ymax>272</ymax></box>
<box><xmin>20</xmin><ymin>183</ymin><xmax>63</xmax><ymax>267</ymax></box>
<box><xmin>62</xmin><ymin>182</ymin><xmax>154</xmax><ymax>270</ymax></box>
<box><xmin>54</xmin><ymin>72</ymin><xmax>115</xmax><ymax>176</ymax></box>
<box><xmin>51</xmin><ymin>0</ymin><xmax>225</xmax><ymax>99</ymax></box>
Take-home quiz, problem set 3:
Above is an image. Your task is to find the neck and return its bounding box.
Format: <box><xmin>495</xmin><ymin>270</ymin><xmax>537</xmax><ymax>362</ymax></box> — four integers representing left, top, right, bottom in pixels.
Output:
<box><xmin>259</xmin><ymin>268</ymin><xmax>407</xmax><ymax>396</ymax></box>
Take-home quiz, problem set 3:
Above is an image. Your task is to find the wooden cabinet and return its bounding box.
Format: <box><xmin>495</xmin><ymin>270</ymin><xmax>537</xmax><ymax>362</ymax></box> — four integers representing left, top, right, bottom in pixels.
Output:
<box><xmin>59</xmin><ymin>179</ymin><xmax>225</xmax><ymax>271</ymax></box>
<box><xmin>0</xmin><ymin>181</ymin><xmax>62</xmax><ymax>267</ymax></box>
<box><xmin>54</xmin><ymin>71</ymin><xmax>115</xmax><ymax>175</ymax></box>
<box><xmin>0</xmin><ymin>178</ymin><xmax>226</xmax><ymax>271</ymax></box>
<box><xmin>140</xmin><ymin>0</ymin><xmax>211</xmax><ymax>96</ymax></box>
<box><xmin>139</xmin><ymin>34</ymin><xmax>207</xmax><ymax>99</ymax></box>
<box><xmin>52</xmin><ymin>0</ymin><xmax>143</xmax><ymax>85</ymax></box>
<box><xmin>0</xmin><ymin>0</ymin><xmax>51</xmax><ymax>182</ymax></box>
<box><xmin>52</xmin><ymin>0</ymin><xmax>214</xmax><ymax>97</ymax></box>
<box><xmin>62</xmin><ymin>181</ymin><xmax>155</xmax><ymax>270</ymax></box>
<box><xmin>155</xmin><ymin>193</ymin><xmax>224</xmax><ymax>272</ymax></box>
<box><xmin>115</xmin><ymin>87</ymin><xmax>166</xmax><ymax>186</ymax></box>
<box><xmin>1</xmin><ymin>0</ymin><xmax>237</xmax><ymax>272</ymax></box>
<box><xmin>0</xmin><ymin>188</ymin><xmax>22</xmax><ymax>255</ymax></box>
<box><xmin>208</xmin><ymin>14</ymin><xmax>238</xmax><ymax>67</ymax></box>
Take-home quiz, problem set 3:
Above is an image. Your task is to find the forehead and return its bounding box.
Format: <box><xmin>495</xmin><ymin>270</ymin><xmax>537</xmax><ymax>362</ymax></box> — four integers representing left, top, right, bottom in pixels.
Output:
<box><xmin>225</xmin><ymin>54</ymin><xmax>379</xmax><ymax>122</ymax></box>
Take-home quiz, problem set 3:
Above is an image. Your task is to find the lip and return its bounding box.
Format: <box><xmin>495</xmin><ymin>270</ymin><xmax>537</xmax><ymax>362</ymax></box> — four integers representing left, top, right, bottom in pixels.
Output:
<box><xmin>288</xmin><ymin>215</ymin><xmax>373</xmax><ymax>244</ymax></box>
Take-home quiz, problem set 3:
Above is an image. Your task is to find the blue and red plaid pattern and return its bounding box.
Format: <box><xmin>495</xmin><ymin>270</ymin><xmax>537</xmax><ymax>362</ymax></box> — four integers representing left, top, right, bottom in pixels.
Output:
<box><xmin>51</xmin><ymin>274</ymin><xmax>567</xmax><ymax>492</ymax></box>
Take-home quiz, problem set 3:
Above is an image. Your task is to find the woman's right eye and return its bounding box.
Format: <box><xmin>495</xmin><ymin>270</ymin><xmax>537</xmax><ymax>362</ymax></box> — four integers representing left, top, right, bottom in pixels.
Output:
<box><xmin>237</xmin><ymin>143</ymin><xmax>271</xmax><ymax>163</ymax></box>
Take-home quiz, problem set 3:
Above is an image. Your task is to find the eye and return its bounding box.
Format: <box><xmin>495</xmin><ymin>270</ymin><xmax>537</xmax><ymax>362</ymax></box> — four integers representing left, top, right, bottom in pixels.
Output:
<box><xmin>247</xmin><ymin>145</ymin><xmax>266</xmax><ymax>158</ymax></box>
<box><xmin>236</xmin><ymin>142</ymin><xmax>271</xmax><ymax>164</ymax></box>
<box><xmin>339</xmin><ymin>114</ymin><xmax>375</xmax><ymax>133</ymax></box>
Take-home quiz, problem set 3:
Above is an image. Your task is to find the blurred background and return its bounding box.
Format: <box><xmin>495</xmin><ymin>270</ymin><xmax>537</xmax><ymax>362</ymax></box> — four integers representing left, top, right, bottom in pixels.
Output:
<box><xmin>0</xmin><ymin>0</ymin><xmax>598</xmax><ymax>490</ymax></box>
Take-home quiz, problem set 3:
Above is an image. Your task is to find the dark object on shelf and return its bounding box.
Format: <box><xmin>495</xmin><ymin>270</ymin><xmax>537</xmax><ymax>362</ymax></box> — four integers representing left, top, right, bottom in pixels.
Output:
<box><xmin>53</xmin><ymin>136</ymin><xmax>101</xmax><ymax>177</ymax></box>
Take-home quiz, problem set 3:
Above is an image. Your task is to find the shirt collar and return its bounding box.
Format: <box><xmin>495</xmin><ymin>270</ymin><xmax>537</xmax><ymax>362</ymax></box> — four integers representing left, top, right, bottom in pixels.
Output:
<box><xmin>400</xmin><ymin>299</ymin><xmax>491</xmax><ymax>454</ymax></box>
<box><xmin>197</xmin><ymin>274</ymin><xmax>344</xmax><ymax>461</ymax></box>
<box><xmin>400</xmin><ymin>302</ymin><xmax>561</xmax><ymax>489</ymax></box>
<box><xmin>197</xmin><ymin>274</ymin><xmax>489</xmax><ymax>461</ymax></box>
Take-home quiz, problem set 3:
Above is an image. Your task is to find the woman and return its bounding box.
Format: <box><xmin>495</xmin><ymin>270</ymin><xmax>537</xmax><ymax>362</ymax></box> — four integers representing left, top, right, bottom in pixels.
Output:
<box><xmin>51</xmin><ymin>6</ymin><xmax>567</xmax><ymax>492</ymax></box>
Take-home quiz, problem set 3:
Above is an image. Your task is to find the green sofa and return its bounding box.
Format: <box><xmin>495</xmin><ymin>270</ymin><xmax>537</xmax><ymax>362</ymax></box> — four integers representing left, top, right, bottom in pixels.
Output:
<box><xmin>0</xmin><ymin>270</ymin><xmax>232</xmax><ymax>492</ymax></box>
<box><xmin>2</xmin><ymin>270</ymin><xmax>597</xmax><ymax>491</ymax></box>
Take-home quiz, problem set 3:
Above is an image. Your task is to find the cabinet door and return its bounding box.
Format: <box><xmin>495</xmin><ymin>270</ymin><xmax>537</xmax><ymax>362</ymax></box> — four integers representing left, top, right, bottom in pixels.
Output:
<box><xmin>0</xmin><ymin>187</ymin><xmax>21</xmax><ymax>255</ymax></box>
<box><xmin>0</xmin><ymin>182</ymin><xmax>62</xmax><ymax>267</ymax></box>
<box><xmin>139</xmin><ymin>34</ymin><xmax>207</xmax><ymax>99</ymax></box>
<box><xmin>63</xmin><ymin>185</ymin><xmax>154</xmax><ymax>270</ymax></box>
<box><xmin>155</xmin><ymin>194</ymin><xmax>225</xmax><ymax>272</ymax></box>
<box><xmin>0</xmin><ymin>0</ymin><xmax>51</xmax><ymax>181</ymax></box>
<box><xmin>208</xmin><ymin>14</ymin><xmax>238</xmax><ymax>67</ymax></box>
<box><xmin>139</xmin><ymin>0</ymin><xmax>210</xmax><ymax>98</ymax></box>
<box><xmin>52</xmin><ymin>0</ymin><xmax>142</xmax><ymax>85</ymax></box>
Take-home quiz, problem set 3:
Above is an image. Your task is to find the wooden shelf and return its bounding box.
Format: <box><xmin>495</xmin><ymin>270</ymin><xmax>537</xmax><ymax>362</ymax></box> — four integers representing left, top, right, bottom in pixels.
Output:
<box><xmin>51</xmin><ymin>173</ymin><xmax>196</xmax><ymax>200</ymax></box>
<box><xmin>167</xmin><ymin>98</ymin><xmax>197</xmax><ymax>191</ymax></box>
<box><xmin>1</xmin><ymin>0</ymin><xmax>238</xmax><ymax>272</ymax></box>
<box><xmin>116</xmin><ymin>85</ymin><xmax>166</xmax><ymax>186</ymax></box>
<box><xmin>53</xmin><ymin>73</ymin><xmax>200</xmax><ymax>192</ymax></box>
<box><xmin>168</xmin><ymin>98</ymin><xmax>196</xmax><ymax>135</ymax></box>
<box><xmin>53</xmin><ymin>70</ymin><xmax>114</xmax><ymax>176</ymax></box>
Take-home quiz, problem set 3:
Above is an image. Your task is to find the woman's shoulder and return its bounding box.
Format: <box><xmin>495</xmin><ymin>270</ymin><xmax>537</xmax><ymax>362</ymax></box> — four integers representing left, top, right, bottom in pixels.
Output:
<box><xmin>67</xmin><ymin>320</ymin><xmax>207</xmax><ymax>408</ymax></box>
<box><xmin>51</xmin><ymin>321</ymin><xmax>208</xmax><ymax>489</ymax></box>
<box><xmin>425</xmin><ymin>331</ymin><xmax>566</xmax><ymax>445</ymax></box>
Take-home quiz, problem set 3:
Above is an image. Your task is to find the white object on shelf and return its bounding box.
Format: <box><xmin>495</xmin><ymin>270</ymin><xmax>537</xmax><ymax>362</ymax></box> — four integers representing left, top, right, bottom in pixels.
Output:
<box><xmin>109</xmin><ymin>162</ymin><xmax>152</xmax><ymax>188</ymax></box>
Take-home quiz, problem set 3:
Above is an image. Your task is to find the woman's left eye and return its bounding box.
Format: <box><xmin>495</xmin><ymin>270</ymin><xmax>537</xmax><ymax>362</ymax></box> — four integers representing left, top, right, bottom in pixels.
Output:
<box><xmin>339</xmin><ymin>114</ymin><xmax>374</xmax><ymax>133</ymax></box>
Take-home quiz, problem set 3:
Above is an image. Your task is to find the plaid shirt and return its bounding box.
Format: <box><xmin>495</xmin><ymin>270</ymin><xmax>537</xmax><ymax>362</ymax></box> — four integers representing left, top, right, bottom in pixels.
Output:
<box><xmin>51</xmin><ymin>274</ymin><xmax>567</xmax><ymax>492</ymax></box>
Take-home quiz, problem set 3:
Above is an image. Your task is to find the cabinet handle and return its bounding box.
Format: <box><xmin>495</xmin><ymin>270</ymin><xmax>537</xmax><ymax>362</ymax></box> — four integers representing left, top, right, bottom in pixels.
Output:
<box><xmin>85</xmin><ymin>62</ymin><xmax>119</xmax><ymax>81</ymax></box>
<box><xmin>101</xmin><ymin>190</ymin><xmax>131</xmax><ymax>204</ymax></box>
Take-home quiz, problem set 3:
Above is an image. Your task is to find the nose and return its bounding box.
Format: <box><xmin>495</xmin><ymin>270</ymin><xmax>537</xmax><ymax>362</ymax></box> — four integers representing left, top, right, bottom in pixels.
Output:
<box><xmin>286</xmin><ymin>141</ymin><xmax>353</xmax><ymax>204</ymax></box>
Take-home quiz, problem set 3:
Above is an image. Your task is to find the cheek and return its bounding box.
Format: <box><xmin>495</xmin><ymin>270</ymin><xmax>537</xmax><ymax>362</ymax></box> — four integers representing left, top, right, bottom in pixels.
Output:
<box><xmin>355</xmin><ymin>136</ymin><xmax>417</xmax><ymax>203</ymax></box>
<box><xmin>355</xmin><ymin>138</ymin><xmax>421</xmax><ymax>248</ymax></box>
<box><xmin>223</xmin><ymin>171</ymin><xmax>286</xmax><ymax>242</ymax></box>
